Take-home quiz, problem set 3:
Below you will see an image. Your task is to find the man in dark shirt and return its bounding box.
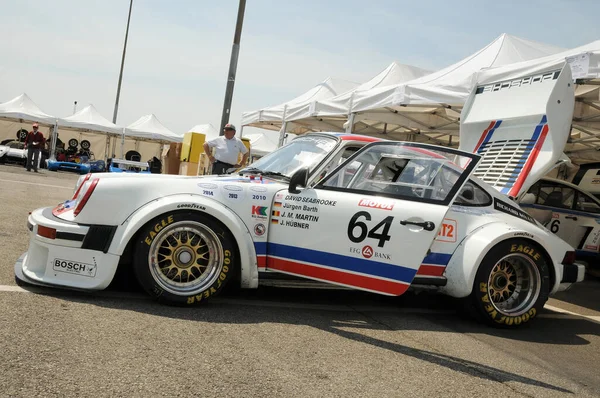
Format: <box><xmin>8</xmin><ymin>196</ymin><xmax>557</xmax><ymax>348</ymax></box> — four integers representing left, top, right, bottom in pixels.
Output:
<box><xmin>24</xmin><ymin>122</ymin><xmax>45</xmax><ymax>172</ymax></box>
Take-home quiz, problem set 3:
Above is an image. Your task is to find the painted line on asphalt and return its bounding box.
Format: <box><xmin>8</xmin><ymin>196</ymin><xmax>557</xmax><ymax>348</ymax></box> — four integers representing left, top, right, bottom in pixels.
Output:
<box><xmin>544</xmin><ymin>304</ymin><xmax>600</xmax><ymax>324</ymax></box>
<box><xmin>0</xmin><ymin>178</ymin><xmax>73</xmax><ymax>190</ymax></box>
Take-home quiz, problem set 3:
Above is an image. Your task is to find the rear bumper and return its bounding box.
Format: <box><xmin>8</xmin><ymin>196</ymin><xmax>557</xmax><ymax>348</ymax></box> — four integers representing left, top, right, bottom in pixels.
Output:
<box><xmin>561</xmin><ymin>261</ymin><xmax>586</xmax><ymax>283</ymax></box>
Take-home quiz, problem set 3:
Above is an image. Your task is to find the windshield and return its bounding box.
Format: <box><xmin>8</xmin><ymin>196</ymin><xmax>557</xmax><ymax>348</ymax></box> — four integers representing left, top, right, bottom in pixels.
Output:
<box><xmin>241</xmin><ymin>135</ymin><xmax>338</xmax><ymax>178</ymax></box>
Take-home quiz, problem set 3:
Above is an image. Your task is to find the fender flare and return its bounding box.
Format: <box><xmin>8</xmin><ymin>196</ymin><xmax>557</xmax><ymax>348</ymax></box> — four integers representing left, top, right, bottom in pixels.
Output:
<box><xmin>107</xmin><ymin>193</ymin><xmax>259</xmax><ymax>289</ymax></box>
<box><xmin>440</xmin><ymin>222</ymin><xmax>557</xmax><ymax>298</ymax></box>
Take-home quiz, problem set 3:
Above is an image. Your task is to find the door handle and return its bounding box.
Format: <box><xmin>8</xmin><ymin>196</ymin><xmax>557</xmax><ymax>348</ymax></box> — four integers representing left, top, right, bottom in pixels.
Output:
<box><xmin>400</xmin><ymin>220</ymin><xmax>436</xmax><ymax>231</ymax></box>
<box><xmin>565</xmin><ymin>215</ymin><xmax>578</xmax><ymax>220</ymax></box>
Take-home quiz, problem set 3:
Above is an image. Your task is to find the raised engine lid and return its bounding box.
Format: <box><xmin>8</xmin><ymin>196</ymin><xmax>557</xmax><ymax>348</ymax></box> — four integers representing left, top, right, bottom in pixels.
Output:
<box><xmin>459</xmin><ymin>62</ymin><xmax>575</xmax><ymax>198</ymax></box>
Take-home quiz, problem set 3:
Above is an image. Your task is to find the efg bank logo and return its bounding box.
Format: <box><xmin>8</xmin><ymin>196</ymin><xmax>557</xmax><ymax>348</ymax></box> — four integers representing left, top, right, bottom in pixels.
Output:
<box><xmin>361</xmin><ymin>246</ymin><xmax>373</xmax><ymax>258</ymax></box>
<box><xmin>349</xmin><ymin>245</ymin><xmax>390</xmax><ymax>260</ymax></box>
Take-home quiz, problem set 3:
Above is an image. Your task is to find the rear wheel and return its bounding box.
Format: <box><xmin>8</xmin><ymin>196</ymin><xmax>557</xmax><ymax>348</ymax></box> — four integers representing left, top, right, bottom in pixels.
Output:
<box><xmin>469</xmin><ymin>239</ymin><xmax>550</xmax><ymax>328</ymax></box>
<box><xmin>133</xmin><ymin>211</ymin><xmax>237</xmax><ymax>306</ymax></box>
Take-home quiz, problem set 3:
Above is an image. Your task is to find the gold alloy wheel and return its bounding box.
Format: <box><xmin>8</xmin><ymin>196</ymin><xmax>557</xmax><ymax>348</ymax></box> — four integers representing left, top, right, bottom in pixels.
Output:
<box><xmin>487</xmin><ymin>253</ymin><xmax>541</xmax><ymax>316</ymax></box>
<box><xmin>148</xmin><ymin>221</ymin><xmax>224</xmax><ymax>295</ymax></box>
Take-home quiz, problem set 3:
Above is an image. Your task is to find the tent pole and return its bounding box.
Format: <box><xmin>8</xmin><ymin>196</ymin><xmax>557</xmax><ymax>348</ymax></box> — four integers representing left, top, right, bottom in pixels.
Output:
<box><xmin>121</xmin><ymin>128</ymin><xmax>125</xmax><ymax>158</ymax></box>
<box><xmin>50</xmin><ymin>121</ymin><xmax>58</xmax><ymax>161</ymax></box>
<box><xmin>278</xmin><ymin>105</ymin><xmax>288</xmax><ymax>147</ymax></box>
<box><xmin>345</xmin><ymin>113</ymin><xmax>356</xmax><ymax>134</ymax></box>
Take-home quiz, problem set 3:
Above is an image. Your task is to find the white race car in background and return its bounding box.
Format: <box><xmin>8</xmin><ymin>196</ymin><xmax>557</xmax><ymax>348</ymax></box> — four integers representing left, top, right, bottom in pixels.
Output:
<box><xmin>15</xmin><ymin>62</ymin><xmax>585</xmax><ymax>328</ymax></box>
<box><xmin>519</xmin><ymin>177</ymin><xmax>600</xmax><ymax>262</ymax></box>
<box><xmin>0</xmin><ymin>140</ymin><xmax>27</xmax><ymax>165</ymax></box>
<box><xmin>0</xmin><ymin>139</ymin><xmax>47</xmax><ymax>168</ymax></box>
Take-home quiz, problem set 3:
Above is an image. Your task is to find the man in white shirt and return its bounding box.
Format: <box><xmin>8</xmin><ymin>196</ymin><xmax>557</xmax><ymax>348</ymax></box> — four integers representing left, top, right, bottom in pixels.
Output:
<box><xmin>203</xmin><ymin>123</ymin><xmax>249</xmax><ymax>174</ymax></box>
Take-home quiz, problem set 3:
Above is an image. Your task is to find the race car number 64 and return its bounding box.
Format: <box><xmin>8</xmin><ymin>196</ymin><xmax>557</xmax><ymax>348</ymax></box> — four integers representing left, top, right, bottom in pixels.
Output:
<box><xmin>347</xmin><ymin>211</ymin><xmax>393</xmax><ymax>248</ymax></box>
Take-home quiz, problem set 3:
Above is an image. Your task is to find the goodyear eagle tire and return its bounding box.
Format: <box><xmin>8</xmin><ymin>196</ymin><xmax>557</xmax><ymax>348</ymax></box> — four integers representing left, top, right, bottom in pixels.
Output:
<box><xmin>469</xmin><ymin>239</ymin><xmax>550</xmax><ymax>328</ymax></box>
<box><xmin>133</xmin><ymin>211</ymin><xmax>237</xmax><ymax>306</ymax></box>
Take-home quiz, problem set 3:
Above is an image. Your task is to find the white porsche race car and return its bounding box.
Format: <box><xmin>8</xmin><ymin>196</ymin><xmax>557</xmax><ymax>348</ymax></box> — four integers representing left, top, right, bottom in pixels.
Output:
<box><xmin>15</xmin><ymin>63</ymin><xmax>585</xmax><ymax>328</ymax></box>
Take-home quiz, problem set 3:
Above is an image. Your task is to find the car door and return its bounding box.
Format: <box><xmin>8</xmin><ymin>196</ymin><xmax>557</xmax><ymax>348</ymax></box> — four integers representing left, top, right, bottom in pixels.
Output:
<box><xmin>266</xmin><ymin>141</ymin><xmax>480</xmax><ymax>296</ymax></box>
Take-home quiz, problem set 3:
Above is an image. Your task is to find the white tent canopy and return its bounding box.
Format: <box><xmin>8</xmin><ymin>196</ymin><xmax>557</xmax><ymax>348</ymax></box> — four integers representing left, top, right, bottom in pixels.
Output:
<box><xmin>58</xmin><ymin>104</ymin><xmax>122</xmax><ymax>135</ymax></box>
<box><xmin>0</xmin><ymin>93</ymin><xmax>56</xmax><ymax>126</ymax></box>
<box><xmin>353</xmin><ymin>34</ymin><xmax>565</xmax><ymax>111</ymax></box>
<box><xmin>339</xmin><ymin>34</ymin><xmax>566</xmax><ymax>145</ymax></box>
<box><xmin>287</xmin><ymin>62</ymin><xmax>432</xmax><ymax>132</ymax></box>
<box><xmin>243</xmin><ymin>130</ymin><xmax>297</xmax><ymax>157</ymax></box>
<box><xmin>241</xmin><ymin>77</ymin><xmax>359</xmax><ymax>134</ymax></box>
<box><xmin>124</xmin><ymin>114</ymin><xmax>182</xmax><ymax>142</ymax></box>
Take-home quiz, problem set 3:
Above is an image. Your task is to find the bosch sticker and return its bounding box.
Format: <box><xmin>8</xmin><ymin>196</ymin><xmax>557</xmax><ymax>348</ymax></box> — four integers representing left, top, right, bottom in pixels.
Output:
<box><xmin>53</xmin><ymin>258</ymin><xmax>97</xmax><ymax>277</ymax></box>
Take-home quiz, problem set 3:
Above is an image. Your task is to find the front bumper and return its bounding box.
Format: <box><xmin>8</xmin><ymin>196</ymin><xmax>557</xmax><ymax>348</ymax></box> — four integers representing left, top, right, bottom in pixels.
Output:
<box><xmin>15</xmin><ymin>207</ymin><xmax>121</xmax><ymax>291</ymax></box>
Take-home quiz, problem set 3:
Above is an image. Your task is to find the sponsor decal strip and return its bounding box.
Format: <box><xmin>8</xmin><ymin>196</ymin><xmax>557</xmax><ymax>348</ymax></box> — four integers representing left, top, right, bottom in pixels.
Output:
<box><xmin>416</xmin><ymin>252</ymin><xmax>452</xmax><ymax>276</ymax></box>
<box><xmin>254</xmin><ymin>242</ymin><xmax>267</xmax><ymax>268</ymax></box>
<box><xmin>416</xmin><ymin>265</ymin><xmax>445</xmax><ymax>277</ymax></box>
<box><xmin>507</xmin><ymin>115</ymin><xmax>548</xmax><ymax>197</ymax></box>
<box><xmin>267</xmin><ymin>243</ymin><xmax>416</xmax><ymax>283</ymax></box>
<box><xmin>267</xmin><ymin>257</ymin><xmax>409</xmax><ymax>296</ymax></box>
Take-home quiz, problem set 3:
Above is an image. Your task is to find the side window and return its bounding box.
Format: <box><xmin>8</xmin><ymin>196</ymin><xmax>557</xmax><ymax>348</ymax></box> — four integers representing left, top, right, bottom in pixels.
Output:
<box><xmin>536</xmin><ymin>183</ymin><xmax>575</xmax><ymax>209</ymax></box>
<box><xmin>575</xmin><ymin>192</ymin><xmax>600</xmax><ymax>214</ymax></box>
<box><xmin>339</xmin><ymin>147</ymin><xmax>360</xmax><ymax>164</ymax></box>
<box><xmin>320</xmin><ymin>143</ymin><xmax>476</xmax><ymax>205</ymax></box>
<box><xmin>454</xmin><ymin>181</ymin><xmax>492</xmax><ymax>206</ymax></box>
<box><xmin>318</xmin><ymin>146</ymin><xmax>362</xmax><ymax>185</ymax></box>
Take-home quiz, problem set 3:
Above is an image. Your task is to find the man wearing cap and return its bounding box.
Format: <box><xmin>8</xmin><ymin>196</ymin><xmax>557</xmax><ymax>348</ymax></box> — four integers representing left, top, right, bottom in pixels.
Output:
<box><xmin>24</xmin><ymin>122</ymin><xmax>45</xmax><ymax>172</ymax></box>
<box><xmin>203</xmin><ymin>123</ymin><xmax>249</xmax><ymax>174</ymax></box>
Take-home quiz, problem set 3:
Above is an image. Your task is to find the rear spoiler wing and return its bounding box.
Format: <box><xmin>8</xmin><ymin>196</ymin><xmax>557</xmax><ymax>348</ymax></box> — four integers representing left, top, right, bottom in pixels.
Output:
<box><xmin>459</xmin><ymin>63</ymin><xmax>575</xmax><ymax>198</ymax></box>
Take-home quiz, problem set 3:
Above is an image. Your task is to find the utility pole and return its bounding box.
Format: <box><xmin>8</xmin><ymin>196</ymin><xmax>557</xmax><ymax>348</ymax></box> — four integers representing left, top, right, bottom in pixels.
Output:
<box><xmin>112</xmin><ymin>0</ymin><xmax>134</xmax><ymax>124</ymax></box>
<box><xmin>219</xmin><ymin>0</ymin><xmax>246</xmax><ymax>135</ymax></box>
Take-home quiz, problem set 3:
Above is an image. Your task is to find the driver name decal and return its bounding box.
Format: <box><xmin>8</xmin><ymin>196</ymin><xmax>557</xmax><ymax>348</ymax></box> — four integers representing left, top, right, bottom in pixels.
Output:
<box><xmin>271</xmin><ymin>194</ymin><xmax>337</xmax><ymax>230</ymax></box>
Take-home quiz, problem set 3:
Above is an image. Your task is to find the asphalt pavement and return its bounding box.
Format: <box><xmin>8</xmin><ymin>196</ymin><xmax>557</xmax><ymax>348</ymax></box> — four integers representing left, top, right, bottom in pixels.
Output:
<box><xmin>1</xmin><ymin>164</ymin><xmax>599</xmax><ymax>397</ymax></box>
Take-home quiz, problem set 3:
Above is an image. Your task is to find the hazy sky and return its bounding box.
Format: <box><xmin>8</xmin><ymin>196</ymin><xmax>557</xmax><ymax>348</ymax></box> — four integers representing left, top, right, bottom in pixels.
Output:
<box><xmin>1</xmin><ymin>0</ymin><xmax>598</xmax><ymax>136</ymax></box>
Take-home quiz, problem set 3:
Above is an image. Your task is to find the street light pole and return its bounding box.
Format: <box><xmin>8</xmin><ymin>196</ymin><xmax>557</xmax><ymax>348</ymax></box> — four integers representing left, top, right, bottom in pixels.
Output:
<box><xmin>219</xmin><ymin>0</ymin><xmax>246</xmax><ymax>136</ymax></box>
<box><xmin>112</xmin><ymin>0</ymin><xmax>134</xmax><ymax>124</ymax></box>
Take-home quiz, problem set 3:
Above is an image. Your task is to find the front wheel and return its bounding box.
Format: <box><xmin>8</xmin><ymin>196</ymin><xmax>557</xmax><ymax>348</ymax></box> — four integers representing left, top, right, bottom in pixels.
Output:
<box><xmin>468</xmin><ymin>239</ymin><xmax>550</xmax><ymax>328</ymax></box>
<box><xmin>133</xmin><ymin>211</ymin><xmax>237</xmax><ymax>306</ymax></box>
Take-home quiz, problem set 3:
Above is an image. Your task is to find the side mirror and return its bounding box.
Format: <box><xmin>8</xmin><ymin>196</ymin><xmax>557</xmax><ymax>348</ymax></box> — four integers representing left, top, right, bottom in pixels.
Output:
<box><xmin>520</xmin><ymin>193</ymin><xmax>536</xmax><ymax>205</ymax></box>
<box><xmin>289</xmin><ymin>167</ymin><xmax>309</xmax><ymax>194</ymax></box>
